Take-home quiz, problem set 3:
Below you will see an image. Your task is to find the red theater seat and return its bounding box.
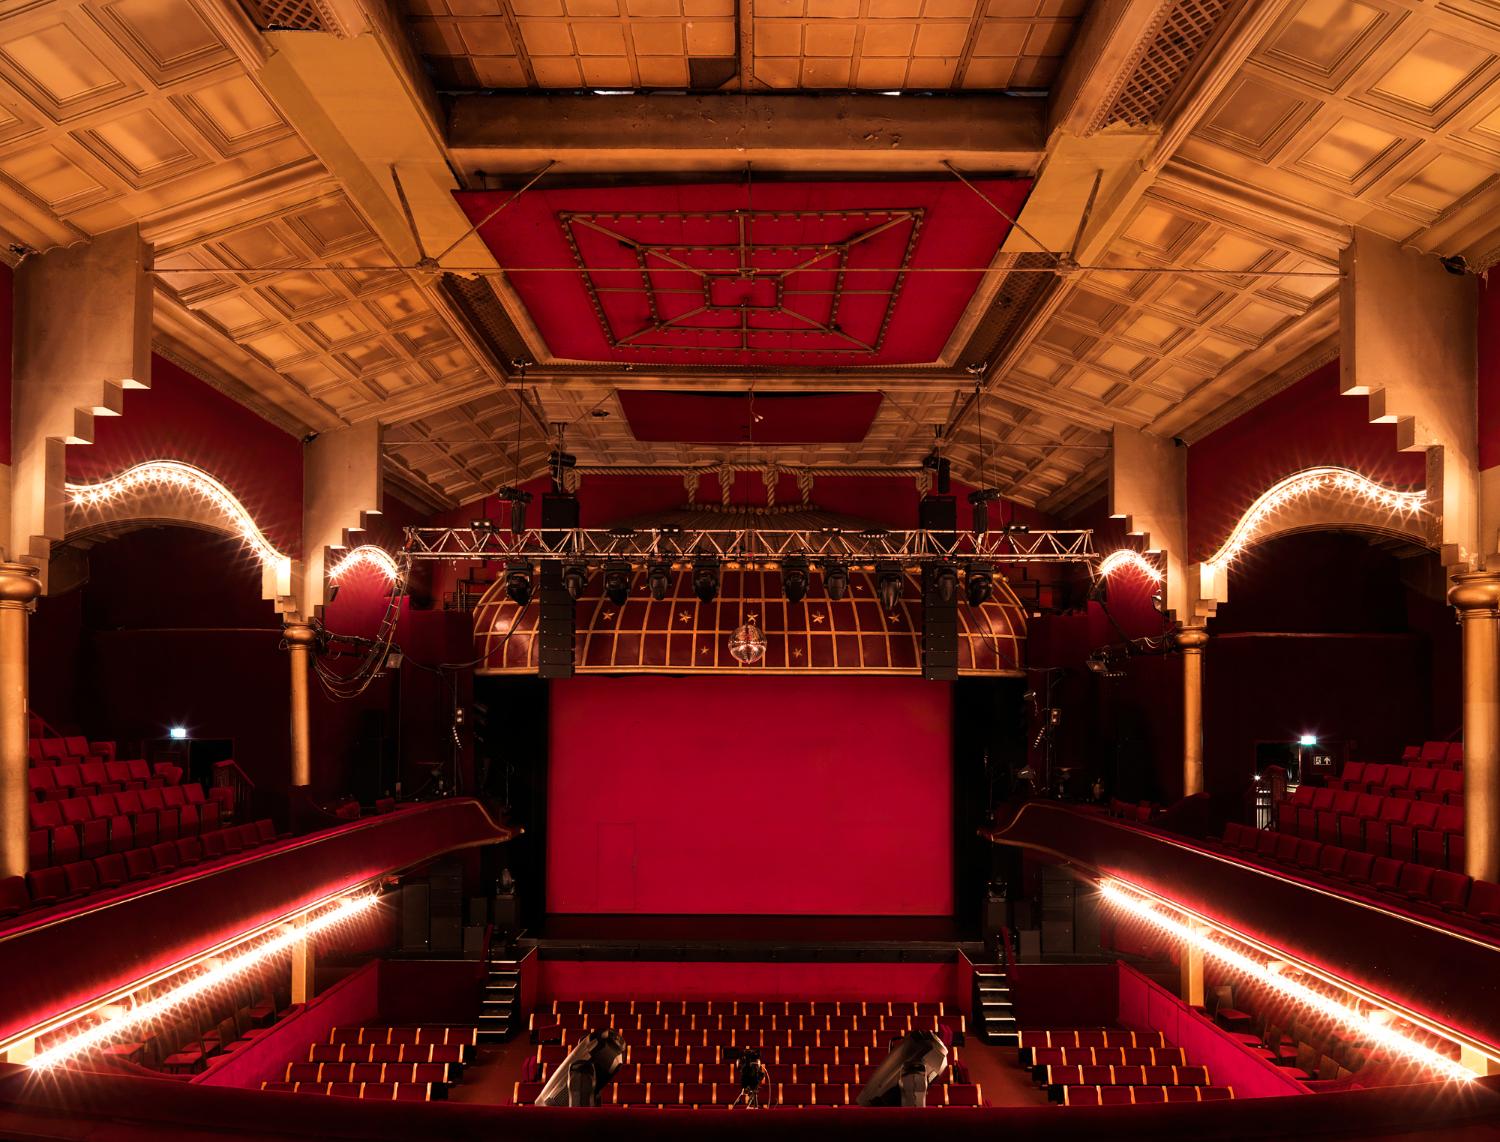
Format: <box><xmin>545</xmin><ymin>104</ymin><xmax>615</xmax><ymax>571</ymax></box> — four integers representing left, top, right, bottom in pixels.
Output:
<box><xmin>124</xmin><ymin>847</ymin><xmax>155</xmax><ymax>880</ymax></box>
<box><xmin>94</xmin><ymin>853</ymin><xmax>127</xmax><ymax>888</ymax></box>
<box><xmin>26</xmin><ymin>866</ymin><xmax>67</xmax><ymax>905</ymax></box>
<box><xmin>0</xmin><ymin>876</ymin><xmax>28</xmax><ymax>916</ymax></box>
<box><xmin>61</xmin><ymin>861</ymin><xmax>99</xmax><ymax>896</ymax></box>
<box><xmin>1427</xmin><ymin>870</ymin><xmax>1471</xmax><ymax>911</ymax></box>
<box><xmin>50</xmin><ymin>825</ymin><xmax>80</xmax><ymax>865</ymax></box>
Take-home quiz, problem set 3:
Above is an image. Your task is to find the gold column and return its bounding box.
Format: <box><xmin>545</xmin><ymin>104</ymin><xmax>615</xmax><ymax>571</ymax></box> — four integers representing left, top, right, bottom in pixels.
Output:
<box><xmin>1180</xmin><ymin>922</ymin><xmax>1206</xmax><ymax>1008</ymax></box>
<box><xmin>290</xmin><ymin>915</ymin><xmax>315</xmax><ymax>1005</ymax></box>
<box><xmin>284</xmin><ymin>621</ymin><xmax>317</xmax><ymax>789</ymax></box>
<box><xmin>1178</xmin><ymin>626</ymin><xmax>1209</xmax><ymax>799</ymax></box>
<box><xmin>0</xmin><ymin>564</ymin><xmax>41</xmax><ymax>881</ymax></box>
<box><xmin>1449</xmin><ymin>572</ymin><xmax>1500</xmax><ymax>883</ymax></box>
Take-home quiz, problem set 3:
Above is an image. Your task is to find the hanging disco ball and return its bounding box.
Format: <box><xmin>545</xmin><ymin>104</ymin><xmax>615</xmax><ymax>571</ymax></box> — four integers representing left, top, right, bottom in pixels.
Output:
<box><xmin>728</xmin><ymin>622</ymin><xmax>767</xmax><ymax>665</ymax></box>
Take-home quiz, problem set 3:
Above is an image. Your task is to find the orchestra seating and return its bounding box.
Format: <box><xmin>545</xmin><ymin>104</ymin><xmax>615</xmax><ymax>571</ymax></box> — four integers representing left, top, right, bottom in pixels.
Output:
<box><xmin>1274</xmin><ymin>785</ymin><xmax>1464</xmax><ymax>869</ymax></box>
<box><xmin>510</xmin><ymin>998</ymin><xmax>981</xmax><ymax>1107</ymax></box>
<box><xmin>260</xmin><ymin>1026</ymin><xmax>478</xmax><ymax>1101</ymax></box>
<box><xmin>1015</xmin><ymin>1030</ymin><xmax>1232</xmax><ymax>1105</ymax></box>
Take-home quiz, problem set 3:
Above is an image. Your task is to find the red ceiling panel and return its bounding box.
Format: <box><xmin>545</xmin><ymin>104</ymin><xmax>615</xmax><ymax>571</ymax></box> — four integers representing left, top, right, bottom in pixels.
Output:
<box><xmin>617</xmin><ymin>390</ymin><xmax>884</xmax><ymax>443</ymax></box>
<box><xmin>454</xmin><ymin>178</ymin><xmax>1032</xmax><ymax>368</ymax></box>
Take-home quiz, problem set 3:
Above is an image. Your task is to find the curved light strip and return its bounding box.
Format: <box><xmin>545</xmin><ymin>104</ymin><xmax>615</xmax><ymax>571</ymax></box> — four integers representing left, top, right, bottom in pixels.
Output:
<box><xmin>27</xmin><ymin>894</ymin><xmax>379</xmax><ymax>1072</ymax></box>
<box><xmin>1099</xmin><ymin>879</ymin><xmax>1476</xmax><ymax>1083</ymax></box>
<box><xmin>1099</xmin><ymin>549</ymin><xmax>1164</xmax><ymax>584</ymax></box>
<box><xmin>1203</xmin><ymin>467</ymin><xmax>1424</xmax><ymax>576</ymax></box>
<box><xmin>66</xmin><ymin>461</ymin><xmax>292</xmax><ymax>574</ymax></box>
<box><xmin>328</xmin><ymin>544</ymin><xmax>400</xmax><ymax>584</ymax></box>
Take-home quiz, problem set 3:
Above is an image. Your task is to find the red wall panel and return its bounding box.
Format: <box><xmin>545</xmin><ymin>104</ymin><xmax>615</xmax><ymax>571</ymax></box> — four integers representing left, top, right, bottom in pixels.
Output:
<box><xmin>547</xmin><ymin>675</ymin><xmax>953</xmax><ymax>916</ymax></box>
<box><xmin>1186</xmin><ymin>360</ymin><xmax>1424</xmax><ymax>558</ymax></box>
<box><xmin>67</xmin><ymin>354</ymin><xmax>304</xmax><ymax>556</ymax></box>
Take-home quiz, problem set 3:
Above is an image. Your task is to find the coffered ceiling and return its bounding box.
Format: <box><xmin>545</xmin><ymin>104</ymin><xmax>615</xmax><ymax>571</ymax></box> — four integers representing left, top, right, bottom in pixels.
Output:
<box><xmin>1</xmin><ymin>0</ymin><xmax>1497</xmax><ymax>515</ymax></box>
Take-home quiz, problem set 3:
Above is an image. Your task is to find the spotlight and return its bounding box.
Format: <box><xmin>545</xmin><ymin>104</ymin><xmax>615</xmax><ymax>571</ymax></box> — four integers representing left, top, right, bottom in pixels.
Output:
<box><xmin>470</xmin><ymin>518</ymin><xmax>497</xmax><ymax>533</ymax></box>
<box><xmin>647</xmin><ymin>560</ymin><xmax>672</xmax><ymax>601</ymax></box>
<box><xmin>781</xmin><ymin>555</ymin><xmax>809</xmax><ymax>604</ymax></box>
<box><xmin>692</xmin><ymin>555</ymin><xmax>719</xmax><ymax>603</ymax></box>
<box><xmin>504</xmin><ymin>561</ymin><xmax>533</xmax><ymax>606</ymax></box>
<box><xmin>562</xmin><ymin>562</ymin><xmax>588</xmax><ymax>600</ymax></box>
<box><xmin>1299</xmin><ymin>733</ymin><xmax>1318</xmax><ymax>747</ymax></box>
<box><xmin>496</xmin><ymin>486</ymin><xmax>532</xmax><ymax>533</ymax></box>
<box><xmin>968</xmin><ymin>488</ymin><xmax>1001</xmax><ymax>535</ymax></box>
<box><xmin>169</xmin><ymin>726</ymin><xmax>188</xmax><ymax>741</ymax></box>
<box><xmin>603</xmin><ymin>561</ymin><xmax>632</xmax><ymax>606</ymax></box>
<box><xmin>856</xmin><ymin>1030</ymin><xmax>949</xmax><ymax>1107</ymax></box>
<box><xmin>876</xmin><ymin>563</ymin><xmax>903</xmax><ymax>613</ymax></box>
<box><xmin>822</xmin><ymin>560</ymin><xmax>849</xmax><ymax>601</ymax></box>
<box><xmin>965</xmin><ymin>563</ymin><xmax>994</xmax><ymax>606</ymax></box>
<box><xmin>534</xmin><ymin>1030</ymin><xmax>627</xmax><ymax>1107</ymax></box>
<box><xmin>931</xmin><ymin>561</ymin><xmax>958</xmax><ymax>604</ymax></box>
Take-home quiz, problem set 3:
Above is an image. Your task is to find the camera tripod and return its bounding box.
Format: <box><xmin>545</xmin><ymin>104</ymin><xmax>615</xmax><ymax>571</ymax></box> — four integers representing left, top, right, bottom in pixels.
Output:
<box><xmin>730</xmin><ymin>1085</ymin><xmax>762</xmax><ymax>1108</ymax></box>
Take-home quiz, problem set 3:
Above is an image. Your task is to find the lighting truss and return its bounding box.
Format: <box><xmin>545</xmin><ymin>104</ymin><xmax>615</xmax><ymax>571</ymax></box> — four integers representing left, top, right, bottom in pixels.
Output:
<box><xmin>402</xmin><ymin>526</ymin><xmax>1096</xmax><ymax>567</ymax></box>
<box><xmin>1098</xmin><ymin>878</ymin><xmax>1492</xmax><ymax>1083</ymax></box>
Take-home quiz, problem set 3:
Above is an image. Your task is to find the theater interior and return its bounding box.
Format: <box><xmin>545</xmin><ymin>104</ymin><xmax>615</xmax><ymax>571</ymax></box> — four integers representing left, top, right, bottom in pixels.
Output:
<box><xmin>3</xmin><ymin>0</ymin><xmax>1500</xmax><ymax>1137</ymax></box>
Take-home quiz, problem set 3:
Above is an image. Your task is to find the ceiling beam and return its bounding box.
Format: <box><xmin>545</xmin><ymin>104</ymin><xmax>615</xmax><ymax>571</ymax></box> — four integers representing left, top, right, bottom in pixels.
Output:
<box><xmin>447</xmin><ymin>93</ymin><xmax>1047</xmax><ymax>176</ymax></box>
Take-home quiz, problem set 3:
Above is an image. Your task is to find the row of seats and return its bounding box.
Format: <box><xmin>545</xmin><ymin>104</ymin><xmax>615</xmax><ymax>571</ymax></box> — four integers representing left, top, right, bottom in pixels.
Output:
<box><xmin>1</xmin><ymin>821</ymin><xmax>277</xmax><ymax>915</ymax></box>
<box><xmin>1278</xmin><ymin>787</ymin><xmax>1463</xmax><ymax>869</ymax></box>
<box><xmin>1400</xmin><ymin>741</ymin><xmax>1464</xmax><ymax>769</ymax></box>
<box><xmin>529</xmin><ymin>1042</ymin><xmax>908</xmax><ymax>1068</ymax></box>
<box><xmin>261</xmin><ymin>1026</ymin><xmax>476</xmax><ymax>1104</ymax></box>
<box><xmin>1017</xmin><ymin>1030</ymin><xmax>1167</xmax><ymax>1050</ymax></box>
<box><xmin>28</xmin><ymin>759</ymin><xmax>176</xmax><ymax>799</ymax></box>
<box><xmin>1326</xmin><ymin>764</ymin><xmax>1463</xmax><ymax>801</ymax></box>
<box><xmin>1022</xmin><ymin>1046</ymin><xmax>1187</xmax><ymax>1068</ymax></box>
<box><xmin>283</xmin><ymin>1062</ymin><xmax>453</xmax><ymax>1086</ymax></box>
<box><xmin>29</xmin><ymin>734</ymin><xmax>116</xmax><ymax>763</ymax></box>
<box><xmin>30</xmin><ymin>788</ymin><xmax>224</xmax><ymax>868</ymax></box>
<box><xmin>530</xmin><ymin>1062</ymin><xmax>953</xmax><ymax>1087</ymax></box>
<box><xmin>1222</xmin><ymin>824</ymin><xmax>1492</xmax><ymax>919</ymax></box>
<box><xmin>261</xmin><ymin>1081</ymin><xmax>434</xmax><ymax>1101</ymax></box>
<box><xmin>541</xmin><ymin>999</ymin><xmax>955</xmax><ymax>1018</ymax></box>
<box><xmin>87</xmin><ymin>976</ymin><xmax>295</xmax><ymax>1075</ymax></box>
<box><xmin>534</xmin><ymin>1016</ymin><xmax>961</xmax><ymax>1044</ymax></box>
<box><xmin>307</xmin><ymin>1042</ymin><xmax>466</xmax><ymax>1065</ymax></box>
<box><xmin>1060</xmin><ymin>1086</ymin><xmax>1233</xmax><ymax>1105</ymax></box>
<box><xmin>507</xmin><ymin>1081</ymin><xmax>985</xmax><ymax>1107</ymax></box>
<box><xmin>1037</xmin><ymin>1064</ymin><xmax>1211</xmax><ymax>1087</ymax></box>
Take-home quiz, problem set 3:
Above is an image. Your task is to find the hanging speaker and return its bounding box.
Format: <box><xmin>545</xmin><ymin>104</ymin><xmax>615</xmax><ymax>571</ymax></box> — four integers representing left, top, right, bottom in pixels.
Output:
<box><xmin>922</xmin><ymin>563</ymin><xmax>959</xmax><ymax>681</ymax></box>
<box><xmin>537</xmin><ymin>560</ymin><xmax>575</xmax><ymax>679</ymax></box>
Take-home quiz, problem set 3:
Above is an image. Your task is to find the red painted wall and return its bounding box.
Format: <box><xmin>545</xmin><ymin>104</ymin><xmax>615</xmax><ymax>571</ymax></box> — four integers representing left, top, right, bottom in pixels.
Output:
<box><xmin>68</xmin><ymin>355</ymin><xmax>304</xmax><ymax>556</ymax></box>
<box><xmin>1185</xmin><ymin>360</ymin><xmax>1424</xmax><ymax>559</ymax></box>
<box><xmin>537</xmin><ymin>959</ymin><xmax>959</xmax><ymax>1003</ymax></box>
<box><xmin>547</xmin><ymin>675</ymin><xmax>953</xmax><ymax>916</ymax></box>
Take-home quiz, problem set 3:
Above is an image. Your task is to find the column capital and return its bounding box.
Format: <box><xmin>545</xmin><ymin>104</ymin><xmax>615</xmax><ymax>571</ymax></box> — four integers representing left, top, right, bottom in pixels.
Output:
<box><xmin>1175</xmin><ymin>625</ymin><xmax>1210</xmax><ymax>651</ymax></box>
<box><xmin>0</xmin><ymin>563</ymin><xmax>42</xmax><ymax>610</ymax></box>
<box><xmin>1449</xmin><ymin>570</ymin><xmax>1500</xmax><ymax>614</ymax></box>
<box><xmin>282</xmin><ymin>620</ymin><xmax>319</xmax><ymax>648</ymax></box>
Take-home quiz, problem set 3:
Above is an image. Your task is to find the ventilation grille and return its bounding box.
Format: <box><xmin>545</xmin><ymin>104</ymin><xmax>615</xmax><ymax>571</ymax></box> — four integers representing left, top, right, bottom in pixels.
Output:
<box><xmin>959</xmin><ymin>252</ymin><xmax>1058</xmax><ymax>370</ymax></box>
<box><xmin>242</xmin><ymin>0</ymin><xmax>334</xmax><ymax>31</ymax></box>
<box><xmin>440</xmin><ymin>273</ymin><xmax>532</xmax><ymax>368</ymax></box>
<box><xmin>1098</xmin><ymin>0</ymin><xmax>1230</xmax><ymax>129</ymax></box>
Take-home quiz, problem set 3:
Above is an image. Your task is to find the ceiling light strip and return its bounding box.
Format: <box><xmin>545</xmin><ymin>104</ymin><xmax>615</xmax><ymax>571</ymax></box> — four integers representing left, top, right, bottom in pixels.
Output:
<box><xmin>1099</xmin><ymin>878</ymin><xmax>1482</xmax><ymax>1082</ymax></box>
<box><xmin>21</xmin><ymin>893</ymin><xmax>379</xmax><ymax>1071</ymax></box>
<box><xmin>1202</xmin><ymin>467</ymin><xmax>1424</xmax><ymax>577</ymax></box>
<box><xmin>66</xmin><ymin>461</ymin><xmax>292</xmax><ymax>574</ymax></box>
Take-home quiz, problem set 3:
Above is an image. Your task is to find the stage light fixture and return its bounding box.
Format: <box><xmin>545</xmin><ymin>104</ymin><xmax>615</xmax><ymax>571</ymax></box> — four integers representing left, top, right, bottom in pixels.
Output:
<box><xmin>647</xmin><ymin>561</ymin><xmax>672</xmax><ymax>601</ymax></box>
<box><xmin>561</xmin><ymin>562</ymin><xmax>588</xmax><ymax>600</ymax></box>
<box><xmin>603</xmin><ymin>561</ymin><xmax>632</xmax><ymax>606</ymax></box>
<box><xmin>931</xmin><ymin>561</ymin><xmax>958</xmax><ymax>603</ymax></box>
<box><xmin>505</xmin><ymin>561</ymin><xmax>534</xmax><ymax>606</ymax></box>
<box><xmin>876</xmin><ymin>563</ymin><xmax>903</xmax><ymax>613</ymax></box>
<box><xmin>965</xmin><ymin>564</ymin><xmax>995</xmax><ymax>606</ymax></box>
<box><xmin>856</xmin><ymin>1030</ymin><xmax>949</xmax><ymax>1107</ymax></box>
<box><xmin>692</xmin><ymin>555</ymin><xmax>720</xmax><ymax>603</ymax></box>
<box><xmin>968</xmin><ymin>488</ymin><xmax>1001</xmax><ymax>535</ymax></box>
<box><xmin>534</xmin><ymin>1030</ymin><xmax>627</xmax><ymax>1107</ymax></box>
<box><xmin>822</xmin><ymin>560</ymin><xmax>849</xmax><ymax>601</ymax></box>
<box><xmin>169</xmin><ymin>726</ymin><xmax>188</xmax><ymax>741</ymax></box>
<box><xmin>781</xmin><ymin>555</ymin><xmax>809</xmax><ymax>604</ymax></box>
<box><xmin>496</xmin><ymin>486</ymin><xmax>532</xmax><ymax>533</ymax></box>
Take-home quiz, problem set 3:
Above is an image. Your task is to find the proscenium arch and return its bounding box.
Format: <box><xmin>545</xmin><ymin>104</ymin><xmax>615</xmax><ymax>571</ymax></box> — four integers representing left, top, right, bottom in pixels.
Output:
<box><xmin>62</xmin><ymin>461</ymin><xmax>295</xmax><ymax>608</ymax></box>
<box><xmin>1191</xmin><ymin>467</ymin><xmax>1431</xmax><ymax>620</ymax></box>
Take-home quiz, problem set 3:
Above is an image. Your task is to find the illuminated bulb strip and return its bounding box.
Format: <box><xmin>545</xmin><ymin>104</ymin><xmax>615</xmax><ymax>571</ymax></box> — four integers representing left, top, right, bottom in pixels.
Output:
<box><xmin>1099</xmin><ymin>880</ymin><xmax>1475</xmax><ymax>1083</ymax></box>
<box><xmin>28</xmin><ymin>895</ymin><xmax>378</xmax><ymax>1071</ymax></box>
<box><xmin>1099</xmin><ymin>550</ymin><xmax>1164</xmax><ymax>584</ymax></box>
<box><xmin>66</xmin><ymin>461</ymin><xmax>291</xmax><ymax>573</ymax></box>
<box><xmin>328</xmin><ymin>545</ymin><xmax>400</xmax><ymax>584</ymax></box>
<box><xmin>1203</xmin><ymin>467</ymin><xmax>1424</xmax><ymax>576</ymax></box>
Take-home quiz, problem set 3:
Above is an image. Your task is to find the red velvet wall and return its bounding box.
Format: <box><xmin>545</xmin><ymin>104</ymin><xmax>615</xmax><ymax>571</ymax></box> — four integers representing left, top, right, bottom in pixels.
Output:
<box><xmin>547</xmin><ymin>675</ymin><xmax>954</xmax><ymax>916</ymax></box>
<box><xmin>1185</xmin><ymin>360</ymin><xmax>1424</xmax><ymax>559</ymax></box>
<box><xmin>68</xmin><ymin>355</ymin><xmax>304</xmax><ymax>556</ymax></box>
